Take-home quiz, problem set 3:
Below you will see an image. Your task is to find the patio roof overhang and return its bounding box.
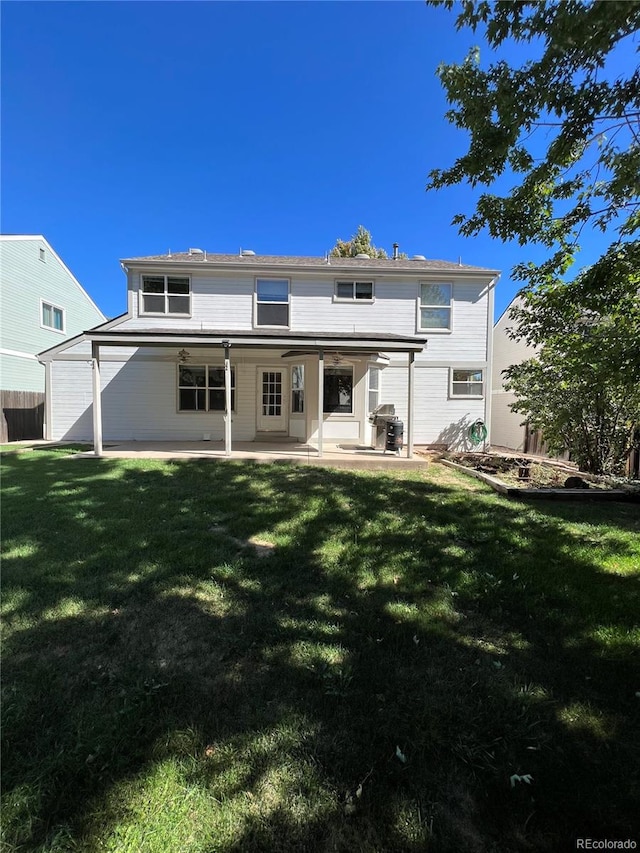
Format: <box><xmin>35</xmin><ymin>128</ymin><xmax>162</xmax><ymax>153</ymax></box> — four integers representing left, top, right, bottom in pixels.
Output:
<box><xmin>84</xmin><ymin>328</ymin><xmax>428</xmax><ymax>353</ymax></box>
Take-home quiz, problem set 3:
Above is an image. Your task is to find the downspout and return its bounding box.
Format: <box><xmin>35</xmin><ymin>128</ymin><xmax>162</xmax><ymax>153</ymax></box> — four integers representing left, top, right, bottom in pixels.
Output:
<box><xmin>484</xmin><ymin>275</ymin><xmax>499</xmax><ymax>451</ymax></box>
<box><xmin>43</xmin><ymin>360</ymin><xmax>53</xmax><ymax>440</ymax></box>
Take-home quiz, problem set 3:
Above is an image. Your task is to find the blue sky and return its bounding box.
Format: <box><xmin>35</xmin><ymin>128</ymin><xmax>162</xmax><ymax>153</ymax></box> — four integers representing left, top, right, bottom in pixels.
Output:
<box><xmin>0</xmin><ymin>1</ymin><xmax>623</xmax><ymax>321</ymax></box>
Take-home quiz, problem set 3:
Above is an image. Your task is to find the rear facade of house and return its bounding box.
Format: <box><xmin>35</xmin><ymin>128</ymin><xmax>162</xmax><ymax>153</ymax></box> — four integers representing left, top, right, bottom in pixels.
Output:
<box><xmin>39</xmin><ymin>250</ymin><xmax>498</xmax><ymax>451</ymax></box>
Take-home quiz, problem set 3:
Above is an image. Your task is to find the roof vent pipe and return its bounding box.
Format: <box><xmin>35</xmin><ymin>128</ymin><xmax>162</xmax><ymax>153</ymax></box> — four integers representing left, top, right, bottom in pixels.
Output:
<box><xmin>393</xmin><ymin>243</ymin><xmax>399</xmax><ymax>260</ymax></box>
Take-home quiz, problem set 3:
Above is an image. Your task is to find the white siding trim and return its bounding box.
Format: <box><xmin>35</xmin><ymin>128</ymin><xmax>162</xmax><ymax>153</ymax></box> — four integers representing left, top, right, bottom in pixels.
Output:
<box><xmin>0</xmin><ymin>347</ymin><xmax>38</xmax><ymax>360</ymax></box>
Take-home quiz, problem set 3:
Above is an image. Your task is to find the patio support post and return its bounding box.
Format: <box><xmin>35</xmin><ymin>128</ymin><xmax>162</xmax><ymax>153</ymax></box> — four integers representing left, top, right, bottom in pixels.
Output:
<box><xmin>91</xmin><ymin>341</ymin><xmax>103</xmax><ymax>457</ymax></box>
<box><xmin>44</xmin><ymin>360</ymin><xmax>53</xmax><ymax>441</ymax></box>
<box><xmin>317</xmin><ymin>349</ymin><xmax>324</xmax><ymax>458</ymax></box>
<box><xmin>407</xmin><ymin>351</ymin><xmax>415</xmax><ymax>459</ymax></box>
<box><xmin>223</xmin><ymin>341</ymin><xmax>232</xmax><ymax>457</ymax></box>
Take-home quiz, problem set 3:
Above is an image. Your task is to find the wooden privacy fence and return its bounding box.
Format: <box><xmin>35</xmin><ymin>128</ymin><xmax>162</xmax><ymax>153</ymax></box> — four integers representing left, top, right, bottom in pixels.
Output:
<box><xmin>1</xmin><ymin>390</ymin><xmax>45</xmax><ymax>443</ymax></box>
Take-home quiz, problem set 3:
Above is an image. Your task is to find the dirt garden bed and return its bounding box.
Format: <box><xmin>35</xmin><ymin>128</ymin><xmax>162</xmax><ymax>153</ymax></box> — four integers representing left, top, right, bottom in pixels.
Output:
<box><xmin>436</xmin><ymin>452</ymin><xmax>639</xmax><ymax>501</ymax></box>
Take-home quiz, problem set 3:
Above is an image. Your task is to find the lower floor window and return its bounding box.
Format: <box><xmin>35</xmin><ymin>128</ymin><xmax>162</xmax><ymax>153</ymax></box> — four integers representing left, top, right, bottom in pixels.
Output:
<box><xmin>291</xmin><ymin>365</ymin><xmax>304</xmax><ymax>413</ymax></box>
<box><xmin>451</xmin><ymin>368</ymin><xmax>483</xmax><ymax>397</ymax></box>
<box><xmin>178</xmin><ymin>365</ymin><xmax>235</xmax><ymax>411</ymax></box>
<box><xmin>324</xmin><ymin>365</ymin><xmax>353</xmax><ymax>414</ymax></box>
<box><xmin>367</xmin><ymin>366</ymin><xmax>381</xmax><ymax>414</ymax></box>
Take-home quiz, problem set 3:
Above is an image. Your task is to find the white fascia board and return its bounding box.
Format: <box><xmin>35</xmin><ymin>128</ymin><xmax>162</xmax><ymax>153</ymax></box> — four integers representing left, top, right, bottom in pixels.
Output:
<box><xmin>122</xmin><ymin>258</ymin><xmax>501</xmax><ymax>280</ymax></box>
<box><xmin>86</xmin><ymin>332</ymin><xmax>427</xmax><ymax>352</ymax></box>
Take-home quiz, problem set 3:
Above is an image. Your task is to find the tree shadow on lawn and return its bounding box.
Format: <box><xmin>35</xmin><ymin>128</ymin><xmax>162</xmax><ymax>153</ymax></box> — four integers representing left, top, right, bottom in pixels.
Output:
<box><xmin>2</xmin><ymin>452</ymin><xmax>639</xmax><ymax>852</ymax></box>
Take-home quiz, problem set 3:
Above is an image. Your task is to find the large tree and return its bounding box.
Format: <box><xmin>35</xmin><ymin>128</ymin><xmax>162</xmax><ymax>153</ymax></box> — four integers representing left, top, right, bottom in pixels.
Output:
<box><xmin>503</xmin><ymin>253</ymin><xmax>640</xmax><ymax>474</ymax></box>
<box><xmin>426</xmin><ymin>0</ymin><xmax>640</xmax><ymax>294</ymax></box>
<box><xmin>428</xmin><ymin>1</ymin><xmax>640</xmax><ymax>473</ymax></box>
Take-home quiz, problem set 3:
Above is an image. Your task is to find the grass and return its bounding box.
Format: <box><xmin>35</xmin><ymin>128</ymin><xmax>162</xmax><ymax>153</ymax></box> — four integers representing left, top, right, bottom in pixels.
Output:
<box><xmin>1</xmin><ymin>448</ymin><xmax>639</xmax><ymax>852</ymax></box>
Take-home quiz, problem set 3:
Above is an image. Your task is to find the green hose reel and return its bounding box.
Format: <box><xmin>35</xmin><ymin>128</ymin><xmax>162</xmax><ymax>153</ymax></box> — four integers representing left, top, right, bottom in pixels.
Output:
<box><xmin>469</xmin><ymin>419</ymin><xmax>488</xmax><ymax>446</ymax></box>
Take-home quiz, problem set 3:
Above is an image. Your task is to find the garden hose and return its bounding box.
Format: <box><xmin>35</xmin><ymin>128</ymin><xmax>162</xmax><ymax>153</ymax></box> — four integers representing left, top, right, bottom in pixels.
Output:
<box><xmin>469</xmin><ymin>419</ymin><xmax>488</xmax><ymax>446</ymax></box>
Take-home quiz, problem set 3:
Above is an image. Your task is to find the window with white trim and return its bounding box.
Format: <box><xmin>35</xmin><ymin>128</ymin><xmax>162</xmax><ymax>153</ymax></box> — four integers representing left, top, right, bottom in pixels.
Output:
<box><xmin>419</xmin><ymin>282</ymin><xmax>452</xmax><ymax>330</ymax></box>
<box><xmin>256</xmin><ymin>279</ymin><xmax>289</xmax><ymax>327</ymax></box>
<box><xmin>450</xmin><ymin>369</ymin><xmax>484</xmax><ymax>398</ymax></box>
<box><xmin>367</xmin><ymin>366</ymin><xmax>381</xmax><ymax>414</ymax></box>
<box><xmin>41</xmin><ymin>301</ymin><xmax>65</xmax><ymax>332</ymax></box>
<box><xmin>141</xmin><ymin>275</ymin><xmax>191</xmax><ymax>315</ymax></box>
<box><xmin>334</xmin><ymin>280</ymin><xmax>374</xmax><ymax>301</ymax></box>
<box><xmin>291</xmin><ymin>365</ymin><xmax>304</xmax><ymax>413</ymax></box>
<box><xmin>323</xmin><ymin>366</ymin><xmax>353</xmax><ymax>414</ymax></box>
<box><xmin>178</xmin><ymin>365</ymin><xmax>235</xmax><ymax>411</ymax></box>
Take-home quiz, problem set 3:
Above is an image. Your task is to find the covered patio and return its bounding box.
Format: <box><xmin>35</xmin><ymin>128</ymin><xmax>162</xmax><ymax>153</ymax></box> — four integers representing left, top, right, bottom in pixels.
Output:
<box><xmin>82</xmin><ymin>329</ymin><xmax>427</xmax><ymax>460</ymax></box>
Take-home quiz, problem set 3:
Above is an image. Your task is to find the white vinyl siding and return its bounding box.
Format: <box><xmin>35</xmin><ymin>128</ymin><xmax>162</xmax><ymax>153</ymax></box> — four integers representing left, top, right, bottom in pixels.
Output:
<box><xmin>125</xmin><ymin>273</ymin><xmax>490</xmax><ymax>365</ymax></box>
<box><xmin>382</xmin><ymin>363</ymin><xmax>487</xmax><ymax>449</ymax></box>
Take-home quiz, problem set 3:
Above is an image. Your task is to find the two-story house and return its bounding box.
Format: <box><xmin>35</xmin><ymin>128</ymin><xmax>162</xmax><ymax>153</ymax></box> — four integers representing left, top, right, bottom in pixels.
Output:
<box><xmin>38</xmin><ymin>249</ymin><xmax>499</xmax><ymax>456</ymax></box>
<box><xmin>0</xmin><ymin>235</ymin><xmax>106</xmax><ymax>441</ymax></box>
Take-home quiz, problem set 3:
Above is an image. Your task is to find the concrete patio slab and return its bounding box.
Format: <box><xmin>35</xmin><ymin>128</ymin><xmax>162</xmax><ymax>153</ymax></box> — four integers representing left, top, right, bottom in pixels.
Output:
<box><xmin>70</xmin><ymin>441</ymin><xmax>428</xmax><ymax>471</ymax></box>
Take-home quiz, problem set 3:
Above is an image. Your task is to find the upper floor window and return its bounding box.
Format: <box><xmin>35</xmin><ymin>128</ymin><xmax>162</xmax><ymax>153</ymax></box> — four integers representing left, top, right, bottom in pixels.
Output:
<box><xmin>255</xmin><ymin>279</ymin><xmax>289</xmax><ymax>327</ymax></box>
<box><xmin>450</xmin><ymin>369</ymin><xmax>484</xmax><ymax>398</ymax></box>
<box><xmin>39</xmin><ymin>247</ymin><xmax>46</xmax><ymax>262</ymax></box>
<box><xmin>178</xmin><ymin>365</ymin><xmax>235</xmax><ymax>411</ymax></box>
<box><xmin>141</xmin><ymin>275</ymin><xmax>191</xmax><ymax>315</ymax></box>
<box><xmin>41</xmin><ymin>301</ymin><xmax>65</xmax><ymax>332</ymax></box>
<box><xmin>334</xmin><ymin>280</ymin><xmax>374</xmax><ymax>302</ymax></box>
<box><xmin>419</xmin><ymin>282</ymin><xmax>452</xmax><ymax>330</ymax></box>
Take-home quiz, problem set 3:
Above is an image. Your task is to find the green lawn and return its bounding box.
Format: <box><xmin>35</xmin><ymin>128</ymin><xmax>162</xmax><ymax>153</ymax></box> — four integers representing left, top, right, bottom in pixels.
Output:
<box><xmin>2</xmin><ymin>448</ymin><xmax>639</xmax><ymax>852</ymax></box>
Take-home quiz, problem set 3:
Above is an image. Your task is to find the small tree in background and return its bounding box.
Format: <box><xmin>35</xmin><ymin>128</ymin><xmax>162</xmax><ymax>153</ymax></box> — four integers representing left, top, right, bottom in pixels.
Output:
<box><xmin>330</xmin><ymin>226</ymin><xmax>407</xmax><ymax>259</ymax></box>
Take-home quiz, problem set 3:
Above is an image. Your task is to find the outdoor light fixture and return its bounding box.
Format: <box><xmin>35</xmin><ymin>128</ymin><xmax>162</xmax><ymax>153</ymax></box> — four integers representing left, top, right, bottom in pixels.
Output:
<box><xmin>177</xmin><ymin>349</ymin><xmax>190</xmax><ymax>363</ymax></box>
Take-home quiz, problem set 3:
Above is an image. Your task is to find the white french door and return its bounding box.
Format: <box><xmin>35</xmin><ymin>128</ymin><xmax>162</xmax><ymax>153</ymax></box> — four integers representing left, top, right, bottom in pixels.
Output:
<box><xmin>257</xmin><ymin>368</ymin><xmax>288</xmax><ymax>432</ymax></box>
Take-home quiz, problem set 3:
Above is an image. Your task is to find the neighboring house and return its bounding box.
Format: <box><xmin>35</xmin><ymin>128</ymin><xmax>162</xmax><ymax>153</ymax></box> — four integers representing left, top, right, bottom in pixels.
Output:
<box><xmin>38</xmin><ymin>249</ymin><xmax>499</xmax><ymax>456</ymax></box>
<box><xmin>490</xmin><ymin>296</ymin><xmax>538</xmax><ymax>452</ymax></box>
<box><xmin>0</xmin><ymin>235</ymin><xmax>106</xmax><ymax>441</ymax></box>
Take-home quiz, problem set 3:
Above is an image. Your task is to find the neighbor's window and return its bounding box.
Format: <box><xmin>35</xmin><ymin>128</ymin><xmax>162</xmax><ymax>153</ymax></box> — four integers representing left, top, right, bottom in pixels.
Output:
<box><xmin>367</xmin><ymin>366</ymin><xmax>381</xmax><ymax>413</ymax></box>
<box><xmin>324</xmin><ymin>366</ymin><xmax>353</xmax><ymax>414</ymax></box>
<box><xmin>41</xmin><ymin>301</ymin><xmax>64</xmax><ymax>332</ymax></box>
<box><xmin>256</xmin><ymin>279</ymin><xmax>289</xmax><ymax>327</ymax></box>
<box><xmin>419</xmin><ymin>282</ymin><xmax>452</xmax><ymax>330</ymax></box>
<box><xmin>178</xmin><ymin>365</ymin><xmax>235</xmax><ymax>411</ymax></box>
<box><xmin>335</xmin><ymin>281</ymin><xmax>374</xmax><ymax>301</ymax></box>
<box><xmin>141</xmin><ymin>275</ymin><xmax>191</xmax><ymax>315</ymax></box>
<box><xmin>291</xmin><ymin>365</ymin><xmax>304</xmax><ymax>413</ymax></box>
<box><xmin>450</xmin><ymin>369</ymin><xmax>484</xmax><ymax>397</ymax></box>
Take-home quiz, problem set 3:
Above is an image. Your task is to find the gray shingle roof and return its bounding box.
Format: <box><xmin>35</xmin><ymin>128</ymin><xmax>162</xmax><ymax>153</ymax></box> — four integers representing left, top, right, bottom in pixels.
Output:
<box><xmin>122</xmin><ymin>251</ymin><xmax>497</xmax><ymax>274</ymax></box>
